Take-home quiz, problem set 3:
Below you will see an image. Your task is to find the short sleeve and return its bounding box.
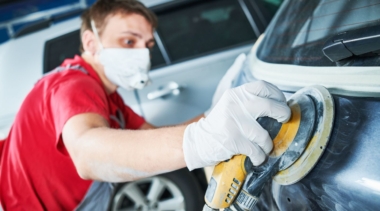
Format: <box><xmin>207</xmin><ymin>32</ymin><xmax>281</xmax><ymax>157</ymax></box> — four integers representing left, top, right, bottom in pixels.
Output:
<box><xmin>110</xmin><ymin>92</ymin><xmax>145</xmax><ymax>129</ymax></box>
<box><xmin>123</xmin><ymin>105</ymin><xmax>145</xmax><ymax>129</ymax></box>
<box><xmin>50</xmin><ymin>75</ymin><xmax>109</xmax><ymax>146</ymax></box>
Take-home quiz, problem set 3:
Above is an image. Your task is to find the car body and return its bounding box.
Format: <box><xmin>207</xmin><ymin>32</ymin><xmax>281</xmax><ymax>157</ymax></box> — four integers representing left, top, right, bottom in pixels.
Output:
<box><xmin>0</xmin><ymin>0</ymin><xmax>282</xmax><ymax>210</ymax></box>
<box><xmin>232</xmin><ymin>0</ymin><xmax>380</xmax><ymax>210</ymax></box>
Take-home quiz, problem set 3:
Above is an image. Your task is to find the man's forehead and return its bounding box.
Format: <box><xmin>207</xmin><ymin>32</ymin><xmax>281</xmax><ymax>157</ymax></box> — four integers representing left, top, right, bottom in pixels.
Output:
<box><xmin>103</xmin><ymin>12</ymin><xmax>154</xmax><ymax>38</ymax></box>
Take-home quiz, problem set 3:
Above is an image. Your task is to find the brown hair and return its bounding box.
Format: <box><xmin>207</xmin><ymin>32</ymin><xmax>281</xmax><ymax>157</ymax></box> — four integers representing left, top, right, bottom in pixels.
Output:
<box><xmin>80</xmin><ymin>0</ymin><xmax>158</xmax><ymax>52</ymax></box>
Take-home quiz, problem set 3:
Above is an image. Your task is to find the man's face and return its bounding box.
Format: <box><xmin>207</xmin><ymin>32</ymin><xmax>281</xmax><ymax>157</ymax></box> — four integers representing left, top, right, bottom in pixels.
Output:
<box><xmin>83</xmin><ymin>12</ymin><xmax>155</xmax><ymax>92</ymax></box>
<box><xmin>96</xmin><ymin>13</ymin><xmax>155</xmax><ymax>50</ymax></box>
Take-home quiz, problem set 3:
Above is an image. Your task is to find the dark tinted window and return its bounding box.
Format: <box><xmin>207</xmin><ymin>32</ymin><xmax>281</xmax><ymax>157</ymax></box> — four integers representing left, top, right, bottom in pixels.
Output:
<box><xmin>156</xmin><ymin>0</ymin><xmax>257</xmax><ymax>62</ymax></box>
<box><xmin>150</xmin><ymin>42</ymin><xmax>166</xmax><ymax>69</ymax></box>
<box><xmin>257</xmin><ymin>0</ymin><xmax>380</xmax><ymax>66</ymax></box>
<box><xmin>43</xmin><ymin>30</ymin><xmax>81</xmax><ymax>74</ymax></box>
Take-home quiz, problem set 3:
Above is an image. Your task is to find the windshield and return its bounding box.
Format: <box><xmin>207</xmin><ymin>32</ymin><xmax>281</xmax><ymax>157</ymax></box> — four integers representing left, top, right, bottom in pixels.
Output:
<box><xmin>257</xmin><ymin>0</ymin><xmax>380</xmax><ymax>66</ymax></box>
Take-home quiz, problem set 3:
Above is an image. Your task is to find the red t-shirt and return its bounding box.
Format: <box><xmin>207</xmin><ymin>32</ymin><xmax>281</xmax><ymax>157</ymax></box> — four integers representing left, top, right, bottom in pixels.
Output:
<box><xmin>0</xmin><ymin>56</ymin><xmax>145</xmax><ymax>210</ymax></box>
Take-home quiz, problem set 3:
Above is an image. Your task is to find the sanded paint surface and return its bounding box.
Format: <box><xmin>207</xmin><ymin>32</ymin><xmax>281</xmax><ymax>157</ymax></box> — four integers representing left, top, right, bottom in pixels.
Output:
<box><xmin>274</xmin><ymin>85</ymin><xmax>334</xmax><ymax>185</ymax></box>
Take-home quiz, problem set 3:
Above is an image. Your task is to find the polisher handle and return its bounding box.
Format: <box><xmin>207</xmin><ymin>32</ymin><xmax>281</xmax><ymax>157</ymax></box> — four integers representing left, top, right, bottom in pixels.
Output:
<box><xmin>234</xmin><ymin>160</ymin><xmax>279</xmax><ymax>210</ymax></box>
<box><xmin>203</xmin><ymin>118</ymin><xmax>283</xmax><ymax>210</ymax></box>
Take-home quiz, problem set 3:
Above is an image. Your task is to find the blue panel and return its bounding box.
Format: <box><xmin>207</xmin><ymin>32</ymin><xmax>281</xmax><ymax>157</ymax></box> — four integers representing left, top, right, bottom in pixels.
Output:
<box><xmin>86</xmin><ymin>0</ymin><xmax>97</xmax><ymax>6</ymax></box>
<box><xmin>51</xmin><ymin>8</ymin><xmax>84</xmax><ymax>24</ymax></box>
<box><xmin>12</xmin><ymin>18</ymin><xmax>46</xmax><ymax>34</ymax></box>
<box><xmin>0</xmin><ymin>27</ymin><xmax>10</xmax><ymax>45</ymax></box>
<box><xmin>0</xmin><ymin>0</ymin><xmax>78</xmax><ymax>23</ymax></box>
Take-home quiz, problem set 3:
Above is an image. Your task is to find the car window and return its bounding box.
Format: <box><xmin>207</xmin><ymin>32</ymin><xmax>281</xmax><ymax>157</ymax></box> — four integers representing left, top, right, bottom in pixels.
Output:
<box><xmin>43</xmin><ymin>30</ymin><xmax>81</xmax><ymax>74</ymax></box>
<box><xmin>150</xmin><ymin>42</ymin><xmax>166</xmax><ymax>69</ymax></box>
<box><xmin>156</xmin><ymin>0</ymin><xmax>257</xmax><ymax>62</ymax></box>
<box><xmin>257</xmin><ymin>0</ymin><xmax>380</xmax><ymax>66</ymax></box>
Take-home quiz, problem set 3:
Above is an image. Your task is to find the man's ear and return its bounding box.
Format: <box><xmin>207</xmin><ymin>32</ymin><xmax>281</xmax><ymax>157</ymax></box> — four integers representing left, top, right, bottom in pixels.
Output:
<box><xmin>82</xmin><ymin>30</ymin><xmax>97</xmax><ymax>54</ymax></box>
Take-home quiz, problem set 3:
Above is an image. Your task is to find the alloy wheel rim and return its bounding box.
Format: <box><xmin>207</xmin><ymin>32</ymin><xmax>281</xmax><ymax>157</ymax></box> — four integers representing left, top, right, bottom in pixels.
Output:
<box><xmin>112</xmin><ymin>176</ymin><xmax>185</xmax><ymax>211</ymax></box>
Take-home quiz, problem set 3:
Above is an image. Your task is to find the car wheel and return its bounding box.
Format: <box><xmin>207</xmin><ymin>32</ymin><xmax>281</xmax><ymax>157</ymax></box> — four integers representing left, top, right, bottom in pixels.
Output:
<box><xmin>109</xmin><ymin>168</ymin><xmax>205</xmax><ymax>211</ymax></box>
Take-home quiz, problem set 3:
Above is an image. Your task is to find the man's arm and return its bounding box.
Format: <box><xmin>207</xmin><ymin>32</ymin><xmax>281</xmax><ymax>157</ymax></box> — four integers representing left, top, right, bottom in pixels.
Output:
<box><xmin>63</xmin><ymin>81</ymin><xmax>290</xmax><ymax>183</ymax></box>
<box><xmin>62</xmin><ymin>113</ymin><xmax>186</xmax><ymax>182</ymax></box>
<box><xmin>138</xmin><ymin>114</ymin><xmax>205</xmax><ymax>130</ymax></box>
<box><xmin>139</xmin><ymin>122</ymin><xmax>156</xmax><ymax>129</ymax></box>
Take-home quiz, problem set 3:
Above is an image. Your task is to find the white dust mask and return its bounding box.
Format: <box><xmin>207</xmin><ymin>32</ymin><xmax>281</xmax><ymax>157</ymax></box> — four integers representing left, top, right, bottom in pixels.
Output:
<box><xmin>91</xmin><ymin>20</ymin><xmax>151</xmax><ymax>90</ymax></box>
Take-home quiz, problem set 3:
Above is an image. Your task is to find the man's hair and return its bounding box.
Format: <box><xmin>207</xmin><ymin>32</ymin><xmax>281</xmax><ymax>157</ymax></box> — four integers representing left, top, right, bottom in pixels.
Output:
<box><xmin>80</xmin><ymin>0</ymin><xmax>158</xmax><ymax>53</ymax></box>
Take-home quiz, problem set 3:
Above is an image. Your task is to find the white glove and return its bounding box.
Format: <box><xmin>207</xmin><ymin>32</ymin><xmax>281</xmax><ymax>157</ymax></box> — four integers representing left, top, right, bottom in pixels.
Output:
<box><xmin>183</xmin><ymin>81</ymin><xmax>291</xmax><ymax>170</ymax></box>
<box><xmin>204</xmin><ymin>53</ymin><xmax>247</xmax><ymax>116</ymax></box>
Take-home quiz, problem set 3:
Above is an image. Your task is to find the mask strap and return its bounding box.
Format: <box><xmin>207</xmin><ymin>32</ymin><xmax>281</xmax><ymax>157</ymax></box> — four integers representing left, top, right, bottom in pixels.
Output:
<box><xmin>90</xmin><ymin>20</ymin><xmax>104</xmax><ymax>50</ymax></box>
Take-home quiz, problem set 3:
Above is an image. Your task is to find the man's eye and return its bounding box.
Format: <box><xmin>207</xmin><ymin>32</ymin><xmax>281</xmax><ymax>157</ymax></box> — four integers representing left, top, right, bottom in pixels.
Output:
<box><xmin>125</xmin><ymin>40</ymin><xmax>134</xmax><ymax>45</ymax></box>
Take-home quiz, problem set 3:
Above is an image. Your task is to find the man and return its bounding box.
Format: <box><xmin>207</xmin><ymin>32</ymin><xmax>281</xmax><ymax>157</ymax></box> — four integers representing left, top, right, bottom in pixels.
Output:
<box><xmin>0</xmin><ymin>0</ymin><xmax>290</xmax><ymax>210</ymax></box>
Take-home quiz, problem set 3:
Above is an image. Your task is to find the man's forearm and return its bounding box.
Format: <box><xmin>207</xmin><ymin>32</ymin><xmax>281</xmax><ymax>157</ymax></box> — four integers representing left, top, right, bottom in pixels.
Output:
<box><xmin>75</xmin><ymin>125</ymin><xmax>187</xmax><ymax>182</ymax></box>
<box><xmin>141</xmin><ymin>114</ymin><xmax>204</xmax><ymax>129</ymax></box>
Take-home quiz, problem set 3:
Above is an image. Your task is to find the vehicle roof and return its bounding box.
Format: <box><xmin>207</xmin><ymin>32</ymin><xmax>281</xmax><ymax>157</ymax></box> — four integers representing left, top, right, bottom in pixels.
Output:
<box><xmin>0</xmin><ymin>0</ymin><xmax>173</xmax><ymax>44</ymax></box>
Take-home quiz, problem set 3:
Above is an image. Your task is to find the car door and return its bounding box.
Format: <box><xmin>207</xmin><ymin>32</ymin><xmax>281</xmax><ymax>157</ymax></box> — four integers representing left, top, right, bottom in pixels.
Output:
<box><xmin>132</xmin><ymin>0</ymin><xmax>280</xmax><ymax>126</ymax></box>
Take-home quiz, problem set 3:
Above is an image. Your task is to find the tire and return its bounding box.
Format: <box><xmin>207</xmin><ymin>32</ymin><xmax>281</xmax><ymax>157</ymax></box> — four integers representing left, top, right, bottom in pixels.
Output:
<box><xmin>109</xmin><ymin>168</ymin><xmax>205</xmax><ymax>211</ymax></box>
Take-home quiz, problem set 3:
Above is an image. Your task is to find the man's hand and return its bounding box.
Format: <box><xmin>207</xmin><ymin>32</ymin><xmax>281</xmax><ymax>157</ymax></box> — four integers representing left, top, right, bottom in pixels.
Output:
<box><xmin>183</xmin><ymin>81</ymin><xmax>291</xmax><ymax>170</ymax></box>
